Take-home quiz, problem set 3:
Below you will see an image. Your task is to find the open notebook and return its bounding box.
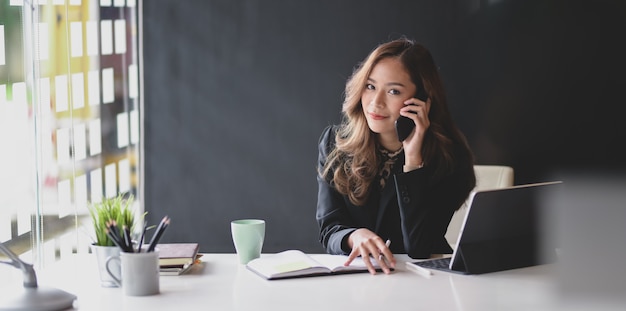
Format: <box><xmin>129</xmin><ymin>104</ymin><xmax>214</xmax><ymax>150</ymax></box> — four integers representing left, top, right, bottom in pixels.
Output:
<box><xmin>247</xmin><ymin>250</ymin><xmax>388</xmax><ymax>280</ymax></box>
<box><xmin>410</xmin><ymin>181</ymin><xmax>562</xmax><ymax>274</ymax></box>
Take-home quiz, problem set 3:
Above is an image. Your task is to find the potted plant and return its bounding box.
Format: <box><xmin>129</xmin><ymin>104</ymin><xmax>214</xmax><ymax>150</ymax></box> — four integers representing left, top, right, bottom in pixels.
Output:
<box><xmin>88</xmin><ymin>193</ymin><xmax>139</xmax><ymax>287</ymax></box>
<box><xmin>89</xmin><ymin>193</ymin><xmax>137</xmax><ymax>247</ymax></box>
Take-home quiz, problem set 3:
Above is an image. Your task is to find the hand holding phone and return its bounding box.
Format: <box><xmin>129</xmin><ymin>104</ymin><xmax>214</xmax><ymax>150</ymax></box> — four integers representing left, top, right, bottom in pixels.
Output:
<box><xmin>395</xmin><ymin>87</ymin><xmax>428</xmax><ymax>142</ymax></box>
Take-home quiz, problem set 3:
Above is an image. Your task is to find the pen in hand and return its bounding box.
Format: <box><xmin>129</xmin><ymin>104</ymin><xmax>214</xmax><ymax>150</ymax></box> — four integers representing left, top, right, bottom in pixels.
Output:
<box><xmin>379</xmin><ymin>240</ymin><xmax>391</xmax><ymax>260</ymax></box>
<box><xmin>379</xmin><ymin>239</ymin><xmax>392</xmax><ymax>266</ymax></box>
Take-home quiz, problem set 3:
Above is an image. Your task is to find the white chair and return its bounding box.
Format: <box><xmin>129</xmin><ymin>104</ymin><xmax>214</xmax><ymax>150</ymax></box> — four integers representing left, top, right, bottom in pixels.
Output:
<box><xmin>445</xmin><ymin>165</ymin><xmax>514</xmax><ymax>248</ymax></box>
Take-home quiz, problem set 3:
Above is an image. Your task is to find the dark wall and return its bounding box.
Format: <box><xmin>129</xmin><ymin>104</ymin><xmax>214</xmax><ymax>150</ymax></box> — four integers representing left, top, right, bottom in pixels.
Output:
<box><xmin>143</xmin><ymin>0</ymin><xmax>626</xmax><ymax>253</ymax></box>
<box><xmin>452</xmin><ymin>0</ymin><xmax>626</xmax><ymax>182</ymax></box>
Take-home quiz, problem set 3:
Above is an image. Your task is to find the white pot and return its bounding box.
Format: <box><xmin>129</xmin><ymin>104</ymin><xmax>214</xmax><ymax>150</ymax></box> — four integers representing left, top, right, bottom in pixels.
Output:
<box><xmin>91</xmin><ymin>244</ymin><xmax>121</xmax><ymax>287</ymax></box>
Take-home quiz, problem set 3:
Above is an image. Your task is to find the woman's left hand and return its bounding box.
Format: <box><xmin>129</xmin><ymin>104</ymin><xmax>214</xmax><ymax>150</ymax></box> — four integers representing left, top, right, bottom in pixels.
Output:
<box><xmin>345</xmin><ymin>228</ymin><xmax>395</xmax><ymax>275</ymax></box>
<box><xmin>399</xmin><ymin>97</ymin><xmax>431</xmax><ymax>167</ymax></box>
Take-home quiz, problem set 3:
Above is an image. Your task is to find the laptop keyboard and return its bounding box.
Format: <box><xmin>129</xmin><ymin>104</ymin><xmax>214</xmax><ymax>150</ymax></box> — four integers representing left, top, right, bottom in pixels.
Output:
<box><xmin>414</xmin><ymin>257</ymin><xmax>451</xmax><ymax>270</ymax></box>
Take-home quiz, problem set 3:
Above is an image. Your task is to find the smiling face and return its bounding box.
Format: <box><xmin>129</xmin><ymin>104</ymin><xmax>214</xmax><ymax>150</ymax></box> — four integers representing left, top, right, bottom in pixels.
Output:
<box><xmin>361</xmin><ymin>57</ymin><xmax>417</xmax><ymax>142</ymax></box>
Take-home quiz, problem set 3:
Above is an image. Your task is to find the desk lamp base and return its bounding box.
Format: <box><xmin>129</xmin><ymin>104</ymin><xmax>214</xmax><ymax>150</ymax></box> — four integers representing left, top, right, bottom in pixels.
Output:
<box><xmin>0</xmin><ymin>286</ymin><xmax>76</xmax><ymax>311</ymax></box>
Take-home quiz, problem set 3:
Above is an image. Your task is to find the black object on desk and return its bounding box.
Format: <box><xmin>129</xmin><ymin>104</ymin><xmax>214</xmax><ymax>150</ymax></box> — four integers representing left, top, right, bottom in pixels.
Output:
<box><xmin>414</xmin><ymin>181</ymin><xmax>562</xmax><ymax>274</ymax></box>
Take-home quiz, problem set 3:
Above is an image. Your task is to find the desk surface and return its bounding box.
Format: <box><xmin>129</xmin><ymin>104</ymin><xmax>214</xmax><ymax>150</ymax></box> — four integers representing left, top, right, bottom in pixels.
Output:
<box><xmin>2</xmin><ymin>253</ymin><xmax>621</xmax><ymax>311</ymax></box>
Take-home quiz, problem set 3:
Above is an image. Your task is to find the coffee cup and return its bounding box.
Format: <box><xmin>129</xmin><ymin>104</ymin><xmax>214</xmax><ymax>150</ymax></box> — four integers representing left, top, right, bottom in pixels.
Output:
<box><xmin>231</xmin><ymin>219</ymin><xmax>265</xmax><ymax>264</ymax></box>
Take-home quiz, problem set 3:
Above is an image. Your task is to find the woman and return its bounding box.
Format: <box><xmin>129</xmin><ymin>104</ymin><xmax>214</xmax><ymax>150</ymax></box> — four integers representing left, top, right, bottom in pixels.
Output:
<box><xmin>316</xmin><ymin>38</ymin><xmax>476</xmax><ymax>274</ymax></box>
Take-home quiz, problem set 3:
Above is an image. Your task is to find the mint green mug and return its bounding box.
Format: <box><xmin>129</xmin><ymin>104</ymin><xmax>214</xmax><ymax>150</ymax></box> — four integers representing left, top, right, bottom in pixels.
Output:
<box><xmin>231</xmin><ymin>219</ymin><xmax>265</xmax><ymax>264</ymax></box>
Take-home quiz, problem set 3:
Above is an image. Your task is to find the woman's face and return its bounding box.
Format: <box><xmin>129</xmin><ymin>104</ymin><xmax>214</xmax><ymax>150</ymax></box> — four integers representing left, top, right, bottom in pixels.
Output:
<box><xmin>361</xmin><ymin>57</ymin><xmax>417</xmax><ymax>139</ymax></box>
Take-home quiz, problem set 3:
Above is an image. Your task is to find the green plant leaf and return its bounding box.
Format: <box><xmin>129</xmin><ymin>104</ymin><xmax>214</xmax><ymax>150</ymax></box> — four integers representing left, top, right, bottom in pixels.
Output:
<box><xmin>88</xmin><ymin>193</ymin><xmax>141</xmax><ymax>246</ymax></box>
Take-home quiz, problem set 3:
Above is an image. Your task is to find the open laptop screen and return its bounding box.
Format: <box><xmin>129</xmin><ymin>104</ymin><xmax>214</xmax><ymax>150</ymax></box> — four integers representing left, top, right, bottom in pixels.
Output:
<box><xmin>412</xmin><ymin>181</ymin><xmax>562</xmax><ymax>274</ymax></box>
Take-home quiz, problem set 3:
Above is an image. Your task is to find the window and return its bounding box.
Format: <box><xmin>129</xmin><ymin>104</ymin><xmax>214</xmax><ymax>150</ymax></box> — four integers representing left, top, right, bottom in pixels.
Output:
<box><xmin>0</xmin><ymin>0</ymin><xmax>142</xmax><ymax>269</ymax></box>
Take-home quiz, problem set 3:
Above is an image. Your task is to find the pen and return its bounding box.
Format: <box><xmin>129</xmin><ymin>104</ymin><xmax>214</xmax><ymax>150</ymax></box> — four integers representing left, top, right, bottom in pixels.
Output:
<box><xmin>379</xmin><ymin>239</ymin><xmax>391</xmax><ymax>263</ymax></box>
<box><xmin>405</xmin><ymin>262</ymin><xmax>433</xmax><ymax>278</ymax></box>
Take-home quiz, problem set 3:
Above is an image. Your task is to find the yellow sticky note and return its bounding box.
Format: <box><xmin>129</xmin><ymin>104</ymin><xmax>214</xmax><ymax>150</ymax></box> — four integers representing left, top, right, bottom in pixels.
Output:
<box><xmin>274</xmin><ymin>261</ymin><xmax>311</xmax><ymax>273</ymax></box>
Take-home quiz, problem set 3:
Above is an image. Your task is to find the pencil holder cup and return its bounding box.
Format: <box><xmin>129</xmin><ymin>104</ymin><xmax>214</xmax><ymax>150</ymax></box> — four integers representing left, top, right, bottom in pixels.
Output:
<box><xmin>105</xmin><ymin>250</ymin><xmax>160</xmax><ymax>296</ymax></box>
<box><xmin>231</xmin><ymin>219</ymin><xmax>265</xmax><ymax>264</ymax></box>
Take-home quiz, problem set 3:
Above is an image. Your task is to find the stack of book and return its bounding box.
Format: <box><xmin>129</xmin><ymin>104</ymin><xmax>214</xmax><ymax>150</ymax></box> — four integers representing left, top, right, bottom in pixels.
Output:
<box><xmin>157</xmin><ymin>243</ymin><xmax>201</xmax><ymax>276</ymax></box>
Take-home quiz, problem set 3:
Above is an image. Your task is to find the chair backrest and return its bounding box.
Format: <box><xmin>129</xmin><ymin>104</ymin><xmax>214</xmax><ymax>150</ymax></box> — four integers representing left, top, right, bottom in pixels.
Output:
<box><xmin>445</xmin><ymin>165</ymin><xmax>514</xmax><ymax>248</ymax></box>
<box><xmin>472</xmin><ymin>165</ymin><xmax>515</xmax><ymax>191</ymax></box>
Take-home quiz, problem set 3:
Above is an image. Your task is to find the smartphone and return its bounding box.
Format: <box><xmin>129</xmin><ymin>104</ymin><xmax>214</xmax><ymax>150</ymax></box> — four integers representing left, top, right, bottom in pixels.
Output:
<box><xmin>395</xmin><ymin>86</ymin><xmax>428</xmax><ymax>142</ymax></box>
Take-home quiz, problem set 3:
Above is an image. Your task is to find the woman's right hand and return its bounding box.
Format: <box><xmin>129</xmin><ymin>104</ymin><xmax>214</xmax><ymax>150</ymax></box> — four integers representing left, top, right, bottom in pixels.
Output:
<box><xmin>345</xmin><ymin>228</ymin><xmax>395</xmax><ymax>274</ymax></box>
<box><xmin>399</xmin><ymin>97</ymin><xmax>431</xmax><ymax>167</ymax></box>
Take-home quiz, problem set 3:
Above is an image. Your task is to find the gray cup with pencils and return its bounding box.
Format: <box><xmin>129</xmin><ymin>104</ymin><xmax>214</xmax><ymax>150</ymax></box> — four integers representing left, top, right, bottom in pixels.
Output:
<box><xmin>104</xmin><ymin>216</ymin><xmax>170</xmax><ymax>296</ymax></box>
<box><xmin>105</xmin><ymin>250</ymin><xmax>160</xmax><ymax>296</ymax></box>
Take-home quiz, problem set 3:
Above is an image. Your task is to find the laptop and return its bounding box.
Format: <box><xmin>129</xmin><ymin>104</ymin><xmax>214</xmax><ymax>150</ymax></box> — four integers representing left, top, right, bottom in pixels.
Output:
<box><xmin>410</xmin><ymin>181</ymin><xmax>563</xmax><ymax>274</ymax></box>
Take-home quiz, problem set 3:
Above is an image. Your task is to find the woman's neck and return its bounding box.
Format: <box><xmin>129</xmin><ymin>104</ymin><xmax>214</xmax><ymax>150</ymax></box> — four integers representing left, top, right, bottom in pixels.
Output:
<box><xmin>377</xmin><ymin>133</ymin><xmax>403</xmax><ymax>152</ymax></box>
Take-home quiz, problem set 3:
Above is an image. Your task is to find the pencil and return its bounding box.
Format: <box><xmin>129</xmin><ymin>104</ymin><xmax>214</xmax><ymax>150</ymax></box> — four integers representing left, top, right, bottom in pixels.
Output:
<box><xmin>147</xmin><ymin>216</ymin><xmax>170</xmax><ymax>252</ymax></box>
<box><xmin>106</xmin><ymin>228</ymin><xmax>132</xmax><ymax>252</ymax></box>
<box><xmin>136</xmin><ymin>222</ymin><xmax>148</xmax><ymax>253</ymax></box>
<box><xmin>107</xmin><ymin>221</ymin><xmax>132</xmax><ymax>252</ymax></box>
<box><xmin>123</xmin><ymin>225</ymin><xmax>132</xmax><ymax>252</ymax></box>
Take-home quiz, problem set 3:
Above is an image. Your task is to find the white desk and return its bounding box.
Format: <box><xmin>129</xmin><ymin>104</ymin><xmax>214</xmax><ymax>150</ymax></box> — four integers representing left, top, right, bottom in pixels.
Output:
<box><xmin>4</xmin><ymin>253</ymin><xmax>621</xmax><ymax>311</ymax></box>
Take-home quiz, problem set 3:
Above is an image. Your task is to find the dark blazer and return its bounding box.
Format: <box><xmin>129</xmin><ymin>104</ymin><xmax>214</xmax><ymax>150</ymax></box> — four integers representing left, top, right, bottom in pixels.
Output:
<box><xmin>316</xmin><ymin>125</ymin><xmax>475</xmax><ymax>259</ymax></box>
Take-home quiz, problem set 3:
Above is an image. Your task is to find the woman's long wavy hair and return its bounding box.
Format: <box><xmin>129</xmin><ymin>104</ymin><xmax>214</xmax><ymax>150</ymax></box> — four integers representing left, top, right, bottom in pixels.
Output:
<box><xmin>322</xmin><ymin>38</ymin><xmax>471</xmax><ymax>206</ymax></box>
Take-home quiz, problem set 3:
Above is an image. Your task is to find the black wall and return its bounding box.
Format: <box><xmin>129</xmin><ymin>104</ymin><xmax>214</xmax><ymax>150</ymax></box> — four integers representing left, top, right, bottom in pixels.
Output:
<box><xmin>143</xmin><ymin>0</ymin><xmax>626</xmax><ymax>253</ymax></box>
